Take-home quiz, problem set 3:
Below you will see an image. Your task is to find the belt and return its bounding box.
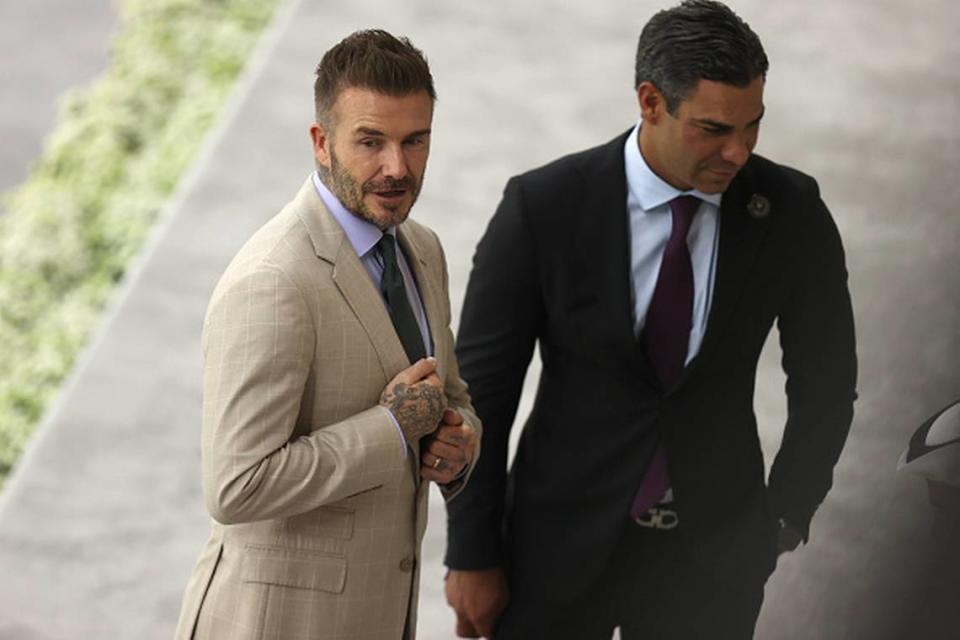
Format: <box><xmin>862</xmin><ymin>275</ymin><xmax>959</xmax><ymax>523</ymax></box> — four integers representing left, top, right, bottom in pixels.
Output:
<box><xmin>632</xmin><ymin>504</ymin><xmax>679</xmax><ymax>530</ymax></box>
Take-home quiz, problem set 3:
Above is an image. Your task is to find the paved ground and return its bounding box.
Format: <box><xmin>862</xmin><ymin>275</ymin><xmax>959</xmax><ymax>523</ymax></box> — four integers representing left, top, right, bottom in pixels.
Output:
<box><xmin>0</xmin><ymin>0</ymin><xmax>958</xmax><ymax>638</ymax></box>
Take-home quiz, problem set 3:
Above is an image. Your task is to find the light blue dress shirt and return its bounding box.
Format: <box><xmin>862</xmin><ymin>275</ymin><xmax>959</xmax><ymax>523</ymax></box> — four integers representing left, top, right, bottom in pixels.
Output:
<box><xmin>623</xmin><ymin>122</ymin><xmax>722</xmax><ymax>364</ymax></box>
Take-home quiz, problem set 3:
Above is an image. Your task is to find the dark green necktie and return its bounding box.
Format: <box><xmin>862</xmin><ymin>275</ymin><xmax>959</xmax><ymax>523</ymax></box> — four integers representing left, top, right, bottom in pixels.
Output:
<box><xmin>377</xmin><ymin>234</ymin><xmax>426</xmax><ymax>363</ymax></box>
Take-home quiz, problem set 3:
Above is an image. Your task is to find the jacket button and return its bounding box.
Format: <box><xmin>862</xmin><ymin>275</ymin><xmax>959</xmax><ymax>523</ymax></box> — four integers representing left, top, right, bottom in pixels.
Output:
<box><xmin>399</xmin><ymin>557</ymin><xmax>415</xmax><ymax>572</ymax></box>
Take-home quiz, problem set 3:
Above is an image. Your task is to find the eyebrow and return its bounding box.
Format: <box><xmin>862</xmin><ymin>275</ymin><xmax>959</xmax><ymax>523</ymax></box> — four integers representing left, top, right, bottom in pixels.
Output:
<box><xmin>692</xmin><ymin>107</ymin><xmax>765</xmax><ymax>131</ymax></box>
<box><xmin>354</xmin><ymin>127</ymin><xmax>432</xmax><ymax>138</ymax></box>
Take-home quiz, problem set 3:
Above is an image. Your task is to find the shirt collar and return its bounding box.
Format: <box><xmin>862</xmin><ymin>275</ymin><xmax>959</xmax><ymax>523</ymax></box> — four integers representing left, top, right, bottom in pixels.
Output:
<box><xmin>623</xmin><ymin>121</ymin><xmax>723</xmax><ymax>211</ymax></box>
<box><xmin>312</xmin><ymin>171</ymin><xmax>393</xmax><ymax>257</ymax></box>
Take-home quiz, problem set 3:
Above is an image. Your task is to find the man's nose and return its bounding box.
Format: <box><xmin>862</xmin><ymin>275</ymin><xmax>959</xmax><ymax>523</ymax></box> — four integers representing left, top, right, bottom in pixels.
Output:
<box><xmin>380</xmin><ymin>144</ymin><xmax>408</xmax><ymax>179</ymax></box>
<box><xmin>721</xmin><ymin>134</ymin><xmax>751</xmax><ymax>168</ymax></box>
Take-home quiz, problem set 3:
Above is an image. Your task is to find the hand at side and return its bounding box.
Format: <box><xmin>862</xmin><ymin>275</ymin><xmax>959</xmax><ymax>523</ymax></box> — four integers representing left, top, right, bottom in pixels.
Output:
<box><xmin>445</xmin><ymin>567</ymin><xmax>510</xmax><ymax>638</ymax></box>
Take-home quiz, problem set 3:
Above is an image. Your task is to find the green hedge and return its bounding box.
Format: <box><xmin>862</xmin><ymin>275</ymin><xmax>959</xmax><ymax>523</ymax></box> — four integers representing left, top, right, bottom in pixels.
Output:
<box><xmin>0</xmin><ymin>0</ymin><xmax>281</xmax><ymax>483</ymax></box>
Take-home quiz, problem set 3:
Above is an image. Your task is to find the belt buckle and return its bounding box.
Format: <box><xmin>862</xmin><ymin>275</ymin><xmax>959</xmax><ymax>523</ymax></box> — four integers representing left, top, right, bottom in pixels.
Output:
<box><xmin>633</xmin><ymin>506</ymin><xmax>679</xmax><ymax>530</ymax></box>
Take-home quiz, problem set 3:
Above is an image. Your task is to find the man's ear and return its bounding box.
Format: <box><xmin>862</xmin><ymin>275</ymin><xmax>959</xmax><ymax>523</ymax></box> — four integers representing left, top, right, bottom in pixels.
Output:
<box><xmin>309</xmin><ymin>122</ymin><xmax>331</xmax><ymax>169</ymax></box>
<box><xmin>637</xmin><ymin>81</ymin><xmax>667</xmax><ymax>125</ymax></box>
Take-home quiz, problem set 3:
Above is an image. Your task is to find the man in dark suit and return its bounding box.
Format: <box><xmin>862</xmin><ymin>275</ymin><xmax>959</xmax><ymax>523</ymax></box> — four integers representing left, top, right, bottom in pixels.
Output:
<box><xmin>443</xmin><ymin>1</ymin><xmax>857</xmax><ymax>638</ymax></box>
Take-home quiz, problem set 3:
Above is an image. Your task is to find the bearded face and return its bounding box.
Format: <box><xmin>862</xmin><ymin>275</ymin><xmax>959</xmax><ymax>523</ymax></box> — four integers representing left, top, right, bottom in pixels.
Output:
<box><xmin>312</xmin><ymin>88</ymin><xmax>433</xmax><ymax>230</ymax></box>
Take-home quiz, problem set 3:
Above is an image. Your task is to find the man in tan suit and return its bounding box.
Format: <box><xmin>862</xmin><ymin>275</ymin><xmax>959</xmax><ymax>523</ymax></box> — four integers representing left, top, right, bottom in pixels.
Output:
<box><xmin>176</xmin><ymin>30</ymin><xmax>480</xmax><ymax>639</ymax></box>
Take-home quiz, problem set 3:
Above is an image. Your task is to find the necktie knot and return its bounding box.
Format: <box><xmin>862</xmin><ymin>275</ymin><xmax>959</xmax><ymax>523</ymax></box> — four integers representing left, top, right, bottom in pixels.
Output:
<box><xmin>377</xmin><ymin>233</ymin><xmax>398</xmax><ymax>264</ymax></box>
<box><xmin>669</xmin><ymin>195</ymin><xmax>700</xmax><ymax>237</ymax></box>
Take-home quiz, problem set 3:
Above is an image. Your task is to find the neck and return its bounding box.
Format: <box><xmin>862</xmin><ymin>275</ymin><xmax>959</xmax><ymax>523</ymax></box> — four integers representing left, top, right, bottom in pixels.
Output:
<box><xmin>637</xmin><ymin>125</ymin><xmax>690</xmax><ymax>191</ymax></box>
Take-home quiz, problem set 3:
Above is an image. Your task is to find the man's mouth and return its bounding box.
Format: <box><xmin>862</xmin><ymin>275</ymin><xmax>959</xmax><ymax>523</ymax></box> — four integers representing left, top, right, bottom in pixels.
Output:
<box><xmin>365</xmin><ymin>178</ymin><xmax>415</xmax><ymax>204</ymax></box>
<box><xmin>373</xmin><ymin>189</ymin><xmax>407</xmax><ymax>199</ymax></box>
<box><xmin>708</xmin><ymin>167</ymin><xmax>737</xmax><ymax>177</ymax></box>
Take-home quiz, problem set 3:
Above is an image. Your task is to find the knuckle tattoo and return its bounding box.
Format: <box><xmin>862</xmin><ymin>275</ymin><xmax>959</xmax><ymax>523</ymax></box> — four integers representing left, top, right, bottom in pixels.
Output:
<box><xmin>382</xmin><ymin>380</ymin><xmax>445</xmax><ymax>439</ymax></box>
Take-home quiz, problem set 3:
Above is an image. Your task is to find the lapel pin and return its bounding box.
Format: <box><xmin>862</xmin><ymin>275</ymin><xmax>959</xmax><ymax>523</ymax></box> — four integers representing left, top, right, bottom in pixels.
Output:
<box><xmin>747</xmin><ymin>194</ymin><xmax>770</xmax><ymax>219</ymax></box>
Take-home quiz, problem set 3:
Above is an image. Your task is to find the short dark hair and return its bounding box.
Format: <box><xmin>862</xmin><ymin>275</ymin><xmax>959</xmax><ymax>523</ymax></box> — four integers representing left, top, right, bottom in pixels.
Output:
<box><xmin>314</xmin><ymin>29</ymin><xmax>435</xmax><ymax>125</ymax></box>
<box><xmin>634</xmin><ymin>0</ymin><xmax>768</xmax><ymax>113</ymax></box>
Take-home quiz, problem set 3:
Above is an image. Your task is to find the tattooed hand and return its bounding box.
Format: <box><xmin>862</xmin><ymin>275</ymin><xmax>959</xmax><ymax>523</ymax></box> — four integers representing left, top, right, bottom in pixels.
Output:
<box><xmin>380</xmin><ymin>357</ymin><xmax>447</xmax><ymax>443</ymax></box>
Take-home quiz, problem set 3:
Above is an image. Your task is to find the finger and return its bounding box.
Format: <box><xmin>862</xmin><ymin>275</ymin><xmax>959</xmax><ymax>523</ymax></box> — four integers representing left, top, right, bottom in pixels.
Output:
<box><xmin>420</xmin><ymin>452</ymin><xmax>461</xmax><ymax>477</ymax></box>
<box><xmin>407</xmin><ymin>375</ymin><xmax>445</xmax><ymax>404</ymax></box>
<box><xmin>422</xmin><ymin>451</ymin><xmax>465</xmax><ymax>477</ymax></box>
<box><xmin>433</xmin><ymin>423</ymin><xmax>475</xmax><ymax>447</ymax></box>
<box><xmin>475</xmin><ymin>608</ymin><xmax>506</xmax><ymax>638</ymax></box>
<box><xmin>426</xmin><ymin>450</ymin><xmax>468</xmax><ymax>477</ymax></box>
<box><xmin>421</xmin><ymin>451</ymin><xmax>444</xmax><ymax>471</ymax></box>
<box><xmin>425</xmin><ymin>441</ymin><xmax>467</xmax><ymax>464</ymax></box>
<box><xmin>421</xmin><ymin>371</ymin><xmax>443</xmax><ymax>388</ymax></box>
<box><xmin>397</xmin><ymin>357</ymin><xmax>438</xmax><ymax>383</ymax></box>
<box><xmin>456</xmin><ymin>616</ymin><xmax>480</xmax><ymax>638</ymax></box>
<box><xmin>442</xmin><ymin>407</ymin><xmax>464</xmax><ymax>425</ymax></box>
<box><xmin>420</xmin><ymin>465</ymin><xmax>460</xmax><ymax>484</ymax></box>
<box><xmin>475</xmin><ymin>617</ymin><xmax>496</xmax><ymax>638</ymax></box>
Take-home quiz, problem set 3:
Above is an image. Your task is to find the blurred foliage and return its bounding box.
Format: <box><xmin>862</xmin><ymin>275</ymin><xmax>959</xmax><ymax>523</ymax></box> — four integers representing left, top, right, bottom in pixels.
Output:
<box><xmin>0</xmin><ymin>0</ymin><xmax>280</xmax><ymax>483</ymax></box>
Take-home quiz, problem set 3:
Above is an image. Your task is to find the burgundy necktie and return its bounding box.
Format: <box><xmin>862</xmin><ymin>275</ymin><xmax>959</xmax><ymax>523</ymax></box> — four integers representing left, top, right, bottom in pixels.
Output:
<box><xmin>630</xmin><ymin>195</ymin><xmax>699</xmax><ymax>518</ymax></box>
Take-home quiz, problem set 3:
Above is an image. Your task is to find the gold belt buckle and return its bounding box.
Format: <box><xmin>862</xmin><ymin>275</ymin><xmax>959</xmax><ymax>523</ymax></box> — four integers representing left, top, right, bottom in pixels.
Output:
<box><xmin>633</xmin><ymin>507</ymin><xmax>679</xmax><ymax>530</ymax></box>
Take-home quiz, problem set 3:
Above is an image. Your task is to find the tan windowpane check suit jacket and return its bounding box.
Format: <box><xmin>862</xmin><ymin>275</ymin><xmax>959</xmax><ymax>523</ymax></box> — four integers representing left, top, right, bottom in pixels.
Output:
<box><xmin>175</xmin><ymin>178</ymin><xmax>480</xmax><ymax>639</ymax></box>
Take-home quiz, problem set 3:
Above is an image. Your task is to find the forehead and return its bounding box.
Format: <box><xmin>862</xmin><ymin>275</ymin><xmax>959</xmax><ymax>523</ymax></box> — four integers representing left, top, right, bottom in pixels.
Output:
<box><xmin>330</xmin><ymin>86</ymin><xmax>433</xmax><ymax>134</ymax></box>
<box><xmin>678</xmin><ymin>77</ymin><xmax>765</xmax><ymax>122</ymax></box>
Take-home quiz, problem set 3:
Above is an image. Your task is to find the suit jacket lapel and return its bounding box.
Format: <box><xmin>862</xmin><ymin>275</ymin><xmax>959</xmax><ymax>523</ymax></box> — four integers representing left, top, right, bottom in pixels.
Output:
<box><xmin>577</xmin><ymin>131</ymin><xmax>662</xmax><ymax>389</ymax></box>
<box><xmin>294</xmin><ymin>178</ymin><xmax>410</xmax><ymax>381</ymax></box>
<box><xmin>396</xmin><ymin>227</ymin><xmax>442</xmax><ymax>492</ymax></box>
<box><xmin>679</xmin><ymin>160</ymin><xmax>772</xmax><ymax>384</ymax></box>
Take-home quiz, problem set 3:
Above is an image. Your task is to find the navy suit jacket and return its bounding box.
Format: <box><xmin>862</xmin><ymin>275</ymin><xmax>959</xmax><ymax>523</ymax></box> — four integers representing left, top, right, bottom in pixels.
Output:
<box><xmin>445</xmin><ymin>130</ymin><xmax>857</xmax><ymax>601</ymax></box>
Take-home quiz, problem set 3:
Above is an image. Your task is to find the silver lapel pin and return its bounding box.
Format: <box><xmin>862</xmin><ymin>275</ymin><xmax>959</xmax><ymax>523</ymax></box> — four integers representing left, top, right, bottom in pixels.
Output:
<box><xmin>747</xmin><ymin>194</ymin><xmax>770</xmax><ymax>219</ymax></box>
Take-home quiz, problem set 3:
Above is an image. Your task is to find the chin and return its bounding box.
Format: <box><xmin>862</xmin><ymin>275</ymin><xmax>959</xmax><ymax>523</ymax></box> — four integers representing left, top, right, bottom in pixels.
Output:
<box><xmin>694</xmin><ymin>183</ymin><xmax>725</xmax><ymax>195</ymax></box>
<box><xmin>371</xmin><ymin>206</ymin><xmax>411</xmax><ymax>229</ymax></box>
<box><xmin>695</xmin><ymin>177</ymin><xmax>733</xmax><ymax>195</ymax></box>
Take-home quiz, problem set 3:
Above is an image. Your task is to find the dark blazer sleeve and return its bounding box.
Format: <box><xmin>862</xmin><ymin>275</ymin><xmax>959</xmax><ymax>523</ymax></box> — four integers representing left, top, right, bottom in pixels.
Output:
<box><xmin>445</xmin><ymin>177</ymin><xmax>544</xmax><ymax>569</ymax></box>
<box><xmin>768</xmin><ymin>176</ymin><xmax>858</xmax><ymax>537</ymax></box>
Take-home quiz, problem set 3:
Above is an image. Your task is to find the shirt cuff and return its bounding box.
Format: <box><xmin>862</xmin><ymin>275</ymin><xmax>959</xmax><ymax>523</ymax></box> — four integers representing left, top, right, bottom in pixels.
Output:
<box><xmin>379</xmin><ymin>405</ymin><xmax>409</xmax><ymax>460</ymax></box>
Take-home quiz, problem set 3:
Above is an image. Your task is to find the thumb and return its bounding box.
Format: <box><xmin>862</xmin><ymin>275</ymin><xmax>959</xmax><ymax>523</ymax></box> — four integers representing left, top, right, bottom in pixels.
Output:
<box><xmin>398</xmin><ymin>356</ymin><xmax>438</xmax><ymax>383</ymax></box>
<box><xmin>443</xmin><ymin>408</ymin><xmax>464</xmax><ymax>425</ymax></box>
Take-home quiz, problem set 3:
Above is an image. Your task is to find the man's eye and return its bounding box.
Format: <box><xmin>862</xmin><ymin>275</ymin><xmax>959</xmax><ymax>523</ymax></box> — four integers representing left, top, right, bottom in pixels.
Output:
<box><xmin>405</xmin><ymin>137</ymin><xmax>426</xmax><ymax>146</ymax></box>
<box><xmin>360</xmin><ymin>139</ymin><xmax>379</xmax><ymax>148</ymax></box>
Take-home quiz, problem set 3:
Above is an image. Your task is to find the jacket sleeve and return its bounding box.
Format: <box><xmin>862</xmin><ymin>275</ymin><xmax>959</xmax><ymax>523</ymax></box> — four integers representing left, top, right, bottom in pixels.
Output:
<box><xmin>768</xmin><ymin>178</ymin><xmax>858</xmax><ymax>538</ymax></box>
<box><xmin>200</xmin><ymin>264</ymin><xmax>407</xmax><ymax>525</ymax></box>
<box><xmin>445</xmin><ymin>177</ymin><xmax>544</xmax><ymax>569</ymax></box>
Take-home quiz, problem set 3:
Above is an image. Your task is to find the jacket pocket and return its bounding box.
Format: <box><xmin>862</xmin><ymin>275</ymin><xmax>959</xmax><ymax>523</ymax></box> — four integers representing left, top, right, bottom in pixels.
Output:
<box><xmin>242</xmin><ymin>544</ymin><xmax>346</xmax><ymax>593</ymax></box>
